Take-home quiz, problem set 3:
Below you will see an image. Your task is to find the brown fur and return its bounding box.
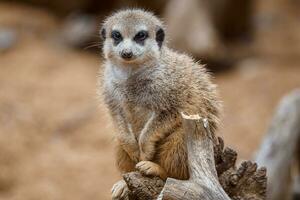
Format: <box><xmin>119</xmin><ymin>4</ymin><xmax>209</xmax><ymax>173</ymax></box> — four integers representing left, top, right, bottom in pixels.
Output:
<box><xmin>99</xmin><ymin>9</ymin><xmax>221</xmax><ymax>199</ymax></box>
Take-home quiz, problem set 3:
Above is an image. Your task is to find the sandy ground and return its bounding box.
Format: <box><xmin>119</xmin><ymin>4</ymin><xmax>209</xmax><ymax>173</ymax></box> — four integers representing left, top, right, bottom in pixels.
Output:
<box><xmin>0</xmin><ymin>2</ymin><xmax>300</xmax><ymax>200</ymax></box>
<box><xmin>0</xmin><ymin>36</ymin><xmax>118</xmax><ymax>200</ymax></box>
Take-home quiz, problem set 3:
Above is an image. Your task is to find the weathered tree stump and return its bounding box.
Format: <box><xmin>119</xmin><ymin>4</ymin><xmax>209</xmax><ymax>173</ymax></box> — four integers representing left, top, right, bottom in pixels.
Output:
<box><xmin>122</xmin><ymin>114</ymin><xmax>267</xmax><ymax>200</ymax></box>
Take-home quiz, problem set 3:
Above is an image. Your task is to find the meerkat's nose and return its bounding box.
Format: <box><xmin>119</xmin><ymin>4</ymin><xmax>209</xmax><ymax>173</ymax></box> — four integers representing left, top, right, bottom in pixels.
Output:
<box><xmin>121</xmin><ymin>50</ymin><xmax>133</xmax><ymax>59</ymax></box>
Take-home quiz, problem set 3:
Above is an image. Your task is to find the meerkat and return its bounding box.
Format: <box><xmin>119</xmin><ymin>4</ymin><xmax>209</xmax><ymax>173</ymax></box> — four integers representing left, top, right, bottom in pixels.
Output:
<box><xmin>99</xmin><ymin>9</ymin><xmax>221</xmax><ymax>200</ymax></box>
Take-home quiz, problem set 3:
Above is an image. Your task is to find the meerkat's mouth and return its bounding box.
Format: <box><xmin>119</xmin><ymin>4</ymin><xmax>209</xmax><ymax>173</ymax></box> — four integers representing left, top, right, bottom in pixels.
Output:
<box><xmin>120</xmin><ymin>54</ymin><xmax>143</xmax><ymax>63</ymax></box>
<box><xmin>121</xmin><ymin>57</ymin><xmax>136</xmax><ymax>63</ymax></box>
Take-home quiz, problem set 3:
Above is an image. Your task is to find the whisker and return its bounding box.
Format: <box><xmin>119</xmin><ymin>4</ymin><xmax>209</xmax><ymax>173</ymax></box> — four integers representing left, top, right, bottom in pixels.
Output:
<box><xmin>83</xmin><ymin>43</ymin><xmax>101</xmax><ymax>50</ymax></box>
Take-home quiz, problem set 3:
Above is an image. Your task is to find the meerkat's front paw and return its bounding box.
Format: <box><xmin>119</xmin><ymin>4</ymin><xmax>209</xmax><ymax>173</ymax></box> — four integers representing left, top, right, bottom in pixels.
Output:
<box><xmin>136</xmin><ymin>161</ymin><xmax>167</xmax><ymax>180</ymax></box>
<box><xmin>111</xmin><ymin>180</ymin><xmax>129</xmax><ymax>200</ymax></box>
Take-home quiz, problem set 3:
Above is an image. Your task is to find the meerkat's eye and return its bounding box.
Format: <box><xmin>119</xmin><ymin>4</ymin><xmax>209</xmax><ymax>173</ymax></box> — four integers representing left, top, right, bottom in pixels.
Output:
<box><xmin>134</xmin><ymin>30</ymin><xmax>148</xmax><ymax>44</ymax></box>
<box><xmin>111</xmin><ymin>30</ymin><xmax>123</xmax><ymax>44</ymax></box>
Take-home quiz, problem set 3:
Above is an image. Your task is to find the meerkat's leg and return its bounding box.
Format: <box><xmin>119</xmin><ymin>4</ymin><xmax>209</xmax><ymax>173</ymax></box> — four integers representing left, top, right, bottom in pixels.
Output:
<box><xmin>111</xmin><ymin>145</ymin><xmax>135</xmax><ymax>200</ymax></box>
<box><xmin>158</xmin><ymin>128</ymin><xmax>189</xmax><ymax>180</ymax></box>
<box><xmin>138</xmin><ymin>111</ymin><xmax>180</xmax><ymax>161</ymax></box>
<box><xmin>111</xmin><ymin>113</ymin><xmax>140</xmax><ymax>200</ymax></box>
<box><xmin>136</xmin><ymin>126</ymin><xmax>187</xmax><ymax>180</ymax></box>
<box><xmin>115</xmin><ymin>143</ymin><xmax>136</xmax><ymax>173</ymax></box>
<box><xmin>113</xmin><ymin>112</ymin><xmax>140</xmax><ymax>163</ymax></box>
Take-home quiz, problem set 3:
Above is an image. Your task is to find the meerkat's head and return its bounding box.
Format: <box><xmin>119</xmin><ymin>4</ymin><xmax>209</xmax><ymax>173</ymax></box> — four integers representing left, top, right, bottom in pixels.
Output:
<box><xmin>100</xmin><ymin>9</ymin><xmax>165</xmax><ymax>66</ymax></box>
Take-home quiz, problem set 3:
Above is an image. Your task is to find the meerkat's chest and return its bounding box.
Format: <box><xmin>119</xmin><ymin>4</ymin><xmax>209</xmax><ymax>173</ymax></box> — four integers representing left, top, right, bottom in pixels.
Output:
<box><xmin>104</xmin><ymin>68</ymin><xmax>152</xmax><ymax>103</ymax></box>
<box><xmin>120</xmin><ymin>100</ymin><xmax>153</xmax><ymax>138</ymax></box>
<box><xmin>126</xmin><ymin>103</ymin><xmax>151</xmax><ymax>123</ymax></box>
<box><xmin>104</xmin><ymin>66</ymin><xmax>156</xmax><ymax>133</ymax></box>
<box><xmin>106</xmin><ymin>80</ymin><xmax>153</xmax><ymax>135</ymax></box>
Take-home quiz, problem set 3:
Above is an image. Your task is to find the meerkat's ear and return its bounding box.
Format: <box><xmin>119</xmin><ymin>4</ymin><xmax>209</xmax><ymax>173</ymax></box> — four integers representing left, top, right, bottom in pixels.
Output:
<box><xmin>155</xmin><ymin>27</ymin><xmax>165</xmax><ymax>48</ymax></box>
<box><xmin>100</xmin><ymin>27</ymin><xmax>106</xmax><ymax>40</ymax></box>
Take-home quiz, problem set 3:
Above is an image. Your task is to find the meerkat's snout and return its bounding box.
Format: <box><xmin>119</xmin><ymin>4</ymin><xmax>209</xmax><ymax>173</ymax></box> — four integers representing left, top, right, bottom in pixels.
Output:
<box><xmin>118</xmin><ymin>39</ymin><xmax>135</xmax><ymax>61</ymax></box>
<box><xmin>120</xmin><ymin>49</ymin><xmax>133</xmax><ymax>60</ymax></box>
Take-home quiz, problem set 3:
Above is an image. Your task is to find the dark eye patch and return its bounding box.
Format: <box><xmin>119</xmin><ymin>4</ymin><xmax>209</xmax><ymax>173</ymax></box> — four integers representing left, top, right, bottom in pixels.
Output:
<box><xmin>111</xmin><ymin>30</ymin><xmax>123</xmax><ymax>45</ymax></box>
<box><xmin>100</xmin><ymin>28</ymin><xmax>106</xmax><ymax>40</ymax></box>
<box><xmin>156</xmin><ymin>28</ymin><xmax>165</xmax><ymax>48</ymax></box>
<box><xmin>133</xmin><ymin>30</ymin><xmax>148</xmax><ymax>45</ymax></box>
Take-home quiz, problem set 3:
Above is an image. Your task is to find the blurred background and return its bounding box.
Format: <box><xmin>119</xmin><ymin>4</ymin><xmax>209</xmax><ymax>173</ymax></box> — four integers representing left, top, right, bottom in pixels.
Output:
<box><xmin>0</xmin><ymin>0</ymin><xmax>299</xmax><ymax>199</ymax></box>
